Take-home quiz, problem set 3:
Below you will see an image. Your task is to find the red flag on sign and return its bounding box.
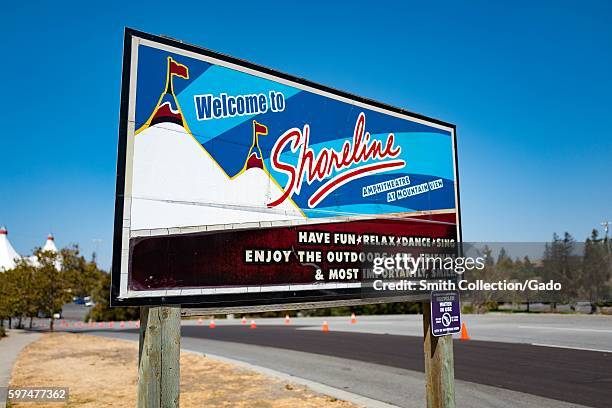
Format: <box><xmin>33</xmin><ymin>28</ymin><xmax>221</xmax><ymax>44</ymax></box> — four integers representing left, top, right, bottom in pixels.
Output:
<box><xmin>169</xmin><ymin>57</ymin><xmax>189</xmax><ymax>79</ymax></box>
<box><xmin>254</xmin><ymin>121</ymin><xmax>268</xmax><ymax>136</ymax></box>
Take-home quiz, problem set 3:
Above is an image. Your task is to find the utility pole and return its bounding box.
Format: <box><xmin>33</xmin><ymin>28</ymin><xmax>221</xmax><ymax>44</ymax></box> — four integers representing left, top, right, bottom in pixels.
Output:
<box><xmin>601</xmin><ymin>222</ymin><xmax>612</xmax><ymax>282</ymax></box>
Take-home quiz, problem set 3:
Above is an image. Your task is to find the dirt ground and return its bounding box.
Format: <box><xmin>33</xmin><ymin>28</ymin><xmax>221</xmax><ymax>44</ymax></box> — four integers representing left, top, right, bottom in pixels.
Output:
<box><xmin>8</xmin><ymin>332</ymin><xmax>357</xmax><ymax>407</ymax></box>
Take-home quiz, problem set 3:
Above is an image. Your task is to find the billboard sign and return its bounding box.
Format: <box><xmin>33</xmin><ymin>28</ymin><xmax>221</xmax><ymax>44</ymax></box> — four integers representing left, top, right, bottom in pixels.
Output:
<box><xmin>111</xmin><ymin>28</ymin><xmax>461</xmax><ymax>310</ymax></box>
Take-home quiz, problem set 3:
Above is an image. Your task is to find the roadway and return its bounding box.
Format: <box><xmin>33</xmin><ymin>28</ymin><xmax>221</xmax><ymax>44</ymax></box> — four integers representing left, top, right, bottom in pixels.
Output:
<box><xmin>62</xmin><ymin>314</ymin><xmax>612</xmax><ymax>408</ymax></box>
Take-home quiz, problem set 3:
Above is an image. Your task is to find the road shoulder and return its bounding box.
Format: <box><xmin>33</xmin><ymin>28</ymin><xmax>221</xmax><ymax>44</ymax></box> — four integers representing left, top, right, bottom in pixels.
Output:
<box><xmin>7</xmin><ymin>332</ymin><xmax>358</xmax><ymax>407</ymax></box>
<box><xmin>0</xmin><ymin>329</ymin><xmax>41</xmax><ymax>408</ymax></box>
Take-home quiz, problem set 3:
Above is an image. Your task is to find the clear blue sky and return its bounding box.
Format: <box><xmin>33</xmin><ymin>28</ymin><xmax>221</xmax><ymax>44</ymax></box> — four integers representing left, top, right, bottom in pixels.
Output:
<box><xmin>1</xmin><ymin>1</ymin><xmax>611</xmax><ymax>269</ymax></box>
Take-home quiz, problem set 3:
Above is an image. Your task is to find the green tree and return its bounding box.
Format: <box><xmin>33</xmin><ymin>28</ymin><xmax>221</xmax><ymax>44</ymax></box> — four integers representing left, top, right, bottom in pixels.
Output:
<box><xmin>61</xmin><ymin>245</ymin><xmax>105</xmax><ymax>298</ymax></box>
<box><xmin>33</xmin><ymin>249</ymin><xmax>73</xmax><ymax>331</ymax></box>
<box><xmin>0</xmin><ymin>271</ymin><xmax>13</xmax><ymax>328</ymax></box>
<box><xmin>543</xmin><ymin>232</ymin><xmax>582</xmax><ymax>309</ymax></box>
<box><xmin>6</xmin><ymin>258</ymin><xmax>40</xmax><ymax>328</ymax></box>
<box><xmin>581</xmin><ymin>229</ymin><xmax>610</xmax><ymax>310</ymax></box>
<box><xmin>467</xmin><ymin>246</ymin><xmax>504</xmax><ymax>312</ymax></box>
<box><xmin>513</xmin><ymin>256</ymin><xmax>539</xmax><ymax>311</ymax></box>
<box><xmin>497</xmin><ymin>247</ymin><xmax>510</xmax><ymax>265</ymax></box>
<box><xmin>86</xmin><ymin>272</ymin><xmax>139</xmax><ymax>322</ymax></box>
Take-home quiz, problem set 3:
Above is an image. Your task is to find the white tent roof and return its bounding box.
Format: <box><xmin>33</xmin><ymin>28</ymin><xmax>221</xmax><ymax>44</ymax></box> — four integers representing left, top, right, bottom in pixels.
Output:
<box><xmin>43</xmin><ymin>233</ymin><xmax>58</xmax><ymax>253</ymax></box>
<box><xmin>0</xmin><ymin>226</ymin><xmax>21</xmax><ymax>271</ymax></box>
<box><xmin>26</xmin><ymin>233</ymin><xmax>61</xmax><ymax>270</ymax></box>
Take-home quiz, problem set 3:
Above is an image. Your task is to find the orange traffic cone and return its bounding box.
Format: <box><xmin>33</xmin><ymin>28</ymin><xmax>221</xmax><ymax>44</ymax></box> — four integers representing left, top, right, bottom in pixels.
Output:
<box><xmin>209</xmin><ymin>319</ymin><xmax>216</xmax><ymax>329</ymax></box>
<box><xmin>285</xmin><ymin>314</ymin><xmax>291</xmax><ymax>324</ymax></box>
<box><xmin>322</xmin><ymin>321</ymin><xmax>329</xmax><ymax>332</ymax></box>
<box><xmin>250</xmin><ymin>320</ymin><xmax>257</xmax><ymax>329</ymax></box>
<box><xmin>460</xmin><ymin>323</ymin><xmax>470</xmax><ymax>341</ymax></box>
<box><xmin>197</xmin><ymin>318</ymin><xmax>203</xmax><ymax>326</ymax></box>
<box><xmin>242</xmin><ymin>316</ymin><xmax>247</xmax><ymax>325</ymax></box>
<box><xmin>351</xmin><ymin>313</ymin><xmax>357</xmax><ymax>324</ymax></box>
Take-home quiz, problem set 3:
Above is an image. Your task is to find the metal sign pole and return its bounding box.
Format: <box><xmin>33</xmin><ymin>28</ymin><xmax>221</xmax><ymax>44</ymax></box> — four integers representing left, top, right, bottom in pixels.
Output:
<box><xmin>138</xmin><ymin>306</ymin><xmax>181</xmax><ymax>408</ymax></box>
<box><xmin>422</xmin><ymin>301</ymin><xmax>456</xmax><ymax>408</ymax></box>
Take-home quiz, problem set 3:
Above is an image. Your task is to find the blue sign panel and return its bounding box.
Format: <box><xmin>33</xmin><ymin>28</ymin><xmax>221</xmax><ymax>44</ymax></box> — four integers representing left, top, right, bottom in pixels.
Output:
<box><xmin>130</xmin><ymin>41</ymin><xmax>457</xmax><ymax>223</ymax></box>
<box><xmin>430</xmin><ymin>291</ymin><xmax>461</xmax><ymax>337</ymax></box>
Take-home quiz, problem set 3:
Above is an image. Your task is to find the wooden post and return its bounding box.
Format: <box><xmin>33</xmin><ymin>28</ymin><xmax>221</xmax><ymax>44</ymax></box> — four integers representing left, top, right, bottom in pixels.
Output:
<box><xmin>423</xmin><ymin>302</ymin><xmax>455</xmax><ymax>408</ymax></box>
<box><xmin>138</xmin><ymin>306</ymin><xmax>181</xmax><ymax>408</ymax></box>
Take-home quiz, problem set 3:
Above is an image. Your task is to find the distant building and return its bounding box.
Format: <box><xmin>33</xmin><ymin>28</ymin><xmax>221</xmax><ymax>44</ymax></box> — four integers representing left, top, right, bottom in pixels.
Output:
<box><xmin>28</xmin><ymin>233</ymin><xmax>61</xmax><ymax>269</ymax></box>
<box><xmin>0</xmin><ymin>226</ymin><xmax>20</xmax><ymax>271</ymax></box>
<box><xmin>42</xmin><ymin>233</ymin><xmax>58</xmax><ymax>253</ymax></box>
<box><xmin>0</xmin><ymin>227</ymin><xmax>60</xmax><ymax>271</ymax></box>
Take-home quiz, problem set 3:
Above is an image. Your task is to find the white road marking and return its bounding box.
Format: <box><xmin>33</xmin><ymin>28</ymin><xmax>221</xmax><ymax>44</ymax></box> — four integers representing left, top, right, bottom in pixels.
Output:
<box><xmin>519</xmin><ymin>325</ymin><xmax>612</xmax><ymax>333</ymax></box>
<box><xmin>531</xmin><ymin>343</ymin><xmax>612</xmax><ymax>353</ymax></box>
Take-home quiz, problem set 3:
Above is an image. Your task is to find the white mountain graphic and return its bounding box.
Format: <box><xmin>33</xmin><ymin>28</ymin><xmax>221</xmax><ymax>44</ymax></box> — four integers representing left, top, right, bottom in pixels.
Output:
<box><xmin>130</xmin><ymin>57</ymin><xmax>305</xmax><ymax>232</ymax></box>
<box><xmin>130</xmin><ymin>122</ymin><xmax>305</xmax><ymax>231</ymax></box>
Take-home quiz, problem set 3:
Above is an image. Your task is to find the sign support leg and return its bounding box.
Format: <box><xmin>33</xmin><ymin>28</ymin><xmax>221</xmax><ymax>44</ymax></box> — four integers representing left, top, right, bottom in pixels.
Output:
<box><xmin>138</xmin><ymin>306</ymin><xmax>181</xmax><ymax>408</ymax></box>
<box><xmin>423</xmin><ymin>302</ymin><xmax>456</xmax><ymax>408</ymax></box>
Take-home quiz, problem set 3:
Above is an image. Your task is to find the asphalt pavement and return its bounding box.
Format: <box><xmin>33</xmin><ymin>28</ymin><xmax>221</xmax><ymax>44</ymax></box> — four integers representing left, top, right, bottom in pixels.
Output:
<box><xmin>181</xmin><ymin>325</ymin><xmax>610</xmax><ymax>407</ymax></box>
<box><xmin>73</xmin><ymin>313</ymin><xmax>612</xmax><ymax>408</ymax></box>
<box><xmin>32</xmin><ymin>311</ymin><xmax>612</xmax><ymax>407</ymax></box>
<box><xmin>240</xmin><ymin>314</ymin><xmax>612</xmax><ymax>352</ymax></box>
